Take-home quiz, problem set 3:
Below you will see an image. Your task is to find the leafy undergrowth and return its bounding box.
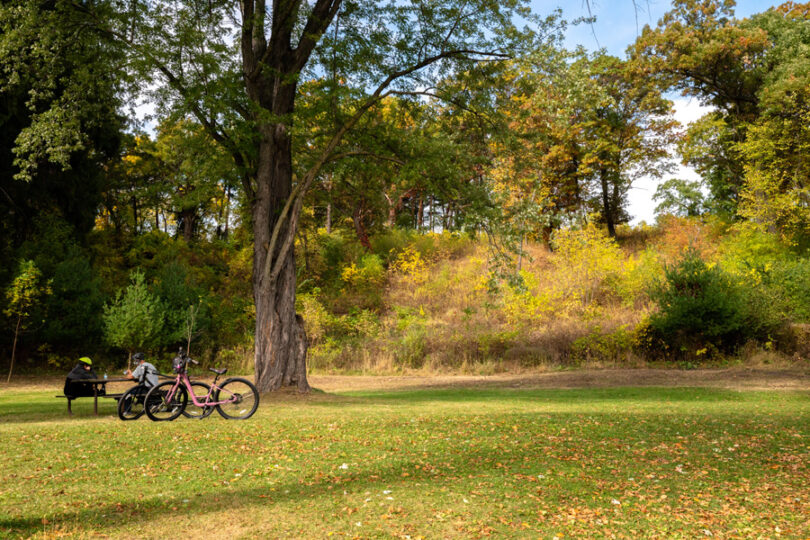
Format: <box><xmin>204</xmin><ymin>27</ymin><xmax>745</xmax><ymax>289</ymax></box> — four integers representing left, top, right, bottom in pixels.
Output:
<box><xmin>1</xmin><ymin>384</ymin><xmax>809</xmax><ymax>538</ymax></box>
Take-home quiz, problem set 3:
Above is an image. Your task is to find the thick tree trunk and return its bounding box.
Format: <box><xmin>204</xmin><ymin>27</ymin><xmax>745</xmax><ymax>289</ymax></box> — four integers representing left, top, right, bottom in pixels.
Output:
<box><xmin>238</xmin><ymin>0</ymin><xmax>340</xmax><ymax>394</ymax></box>
<box><xmin>251</xmin><ymin>122</ymin><xmax>310</xmax><ymax>393</ymax></box>
<box><xmin>179</xmin><ymin>208</ymin><xmax>196</xmax><ymax>242</ymax></box>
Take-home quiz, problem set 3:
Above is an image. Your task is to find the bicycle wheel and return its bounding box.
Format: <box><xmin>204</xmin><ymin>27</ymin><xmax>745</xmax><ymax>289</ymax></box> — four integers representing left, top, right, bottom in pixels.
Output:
<box><xmin>214</xmin><ymin>378</ymin><xmax>259</xmax><ymax>420</ymax></box>
<box><xmin>117</xmin><ymin>386</ymin><xmax>145</xmax><ymax>421</ymax></box>
<box><xmin>183</xmin><ymin>381</ymin><xmax>214</xmax><ymax>419</ymax></box>
<box><xmin>144</xmin><ymin>381</ymin><xmax>188</xmax><ymax>421</ymax></box>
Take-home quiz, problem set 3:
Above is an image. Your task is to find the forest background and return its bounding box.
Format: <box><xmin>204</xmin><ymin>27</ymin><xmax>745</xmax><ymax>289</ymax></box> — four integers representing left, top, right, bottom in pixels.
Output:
<box><xmin>2</xmin><ymin>0</ymin><xmax>809</xmax><ymax>382</ymax></box>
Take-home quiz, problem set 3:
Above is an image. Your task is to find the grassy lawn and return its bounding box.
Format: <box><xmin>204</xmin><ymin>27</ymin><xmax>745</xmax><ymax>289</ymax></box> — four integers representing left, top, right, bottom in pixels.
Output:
<box><xmin>1</xmin><ymin>380</ymin><xmax>809</xmax><ymax>538</ymax></box>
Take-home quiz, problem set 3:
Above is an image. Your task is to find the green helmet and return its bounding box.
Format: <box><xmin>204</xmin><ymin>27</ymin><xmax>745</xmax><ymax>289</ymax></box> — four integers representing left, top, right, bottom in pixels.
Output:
<box><xmin>79</xmin><ymin>356</ymin><xmax>92</xmax><ymax>365</ymax></box>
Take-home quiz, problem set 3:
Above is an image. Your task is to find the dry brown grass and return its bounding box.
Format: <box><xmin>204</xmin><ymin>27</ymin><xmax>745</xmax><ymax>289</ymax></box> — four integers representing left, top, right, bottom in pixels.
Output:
<box><xmin>304</xmin><ymin>226</ymin><xmax>810</xmax><ymax>375</ymax></box>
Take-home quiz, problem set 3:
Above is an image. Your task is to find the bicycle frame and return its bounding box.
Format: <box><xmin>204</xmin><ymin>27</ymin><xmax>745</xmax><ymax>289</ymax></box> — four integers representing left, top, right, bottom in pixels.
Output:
<box><xmin>163</xmin><ymin>371</ymin><xmax>236</xmax><ymax>408</ymax></box>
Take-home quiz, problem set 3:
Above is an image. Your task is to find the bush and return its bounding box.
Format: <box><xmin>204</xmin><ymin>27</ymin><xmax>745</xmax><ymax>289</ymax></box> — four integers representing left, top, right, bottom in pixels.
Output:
<box><xmin>500</xmin><ymin>270</ymin><xmax>555</xmax><ymax>328</ymax></box>
<box><xmin>651</xmin><ymin>215</ymin><xmax>719</xmax><ymax>263</ymax></box>
<box><xmin>154</xmin><ymin>261</ymin><xmax>211</xmax><ymax>346</ymax></box>
<box><xmin>103</xmin><ymin>270</ymin><xmax>165</xmax><ymax>356</ymax></box>
<box><xmin>371</xmin><ymin>228</ymin><xmax>414</xmax><ymax>264</ymax></box>
<box><xmin>297</xmin><ymin>292</ymin><xmax>333</xmax><ymax>346</ymax></box>
<box><xmin>341</xmin><ymin>254</ymin><xmax>386</xmax><ymax>290</ymax></box>
<box><xmin>311</xmin><ymin>230</ymin><xmax>366</xmax><ymax>286</ymax></box>
<box><xmin>613</xmin><ymin>248</ymin><xmax>663</xmax><ymax>307</ymax></box>
<box><xmin>767</xmin><ymin>258</ymin><xmax>810</xmax><ymax>323</ymax></box>
<box><xmin>392</xmin><ymin>246</ymin><xmax>428</xmax><ymax>285</ymax></box>
<box><xmin>551</xmin><ymin>224</ymin><xmax>625</xmax><ymax>308</ymax></box>
<box><xmin>571</xmin><ymin>325</ymin><xmax>635</xmax><ymax>365</ymax></box>
<box><xmin>646</xmin><ymin>250</ymin><xmax>781</xmax><ymax>359</ymax></box>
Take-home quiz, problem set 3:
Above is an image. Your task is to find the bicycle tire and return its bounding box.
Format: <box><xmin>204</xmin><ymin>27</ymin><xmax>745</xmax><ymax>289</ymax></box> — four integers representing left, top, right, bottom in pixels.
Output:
<box><xmin>117</xmin><ymin>386</ymin><xmax>145</xmax><ymax>421</ymax></box>
<box><xmin>144</xmin><ymin>381</ymin><xmax>188</xmax><ymax>421</ymax></box>
<box><xmin>214</xmin><ymin>377</ymin><xmax>259</xmax><ymax>420</ymax></box>
<box><xmin>183</xmin><ymin>381</ymin><xmax>214</xmax><ymax>419</ymax></box>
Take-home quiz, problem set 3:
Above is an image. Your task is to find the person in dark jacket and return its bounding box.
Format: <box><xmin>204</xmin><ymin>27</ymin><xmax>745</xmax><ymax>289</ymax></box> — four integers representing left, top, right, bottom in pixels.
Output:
<box><xmin>63</xmin><ymin>357</ymin><xmax>103</xmax><ymax>398</ymax></box>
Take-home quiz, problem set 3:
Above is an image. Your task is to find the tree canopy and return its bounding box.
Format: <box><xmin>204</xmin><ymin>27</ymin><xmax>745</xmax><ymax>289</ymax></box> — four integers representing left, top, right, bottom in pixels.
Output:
<box><xmin>2</xmin><ymin>0</ymin><xmax>809</xmax><ymax>382</ymax></box>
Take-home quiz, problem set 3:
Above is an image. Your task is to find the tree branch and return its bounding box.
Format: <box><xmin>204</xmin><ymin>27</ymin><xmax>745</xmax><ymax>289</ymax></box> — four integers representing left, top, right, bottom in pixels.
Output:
<box><xmin>263</xmin><ymin>47</ymin><xmax>509</xmax><ymax>283</ymax></box>
<box><xmin>325</xmin><ymin>151</ymin><xmax>406</xmax><ymax>166</ymax></box>
<box><xmin>293</xmin><ymin>0</ymin><xmax>343</xmax><ymax>73</ymax></box>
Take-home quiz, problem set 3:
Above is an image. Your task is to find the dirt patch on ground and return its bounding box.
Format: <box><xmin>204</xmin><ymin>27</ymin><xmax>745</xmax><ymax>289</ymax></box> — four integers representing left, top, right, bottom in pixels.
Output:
<box><xmin>4</xmin><ymin>367</ymin><xmax>810</xmax><ymax>394</ymax></box>
<box><xmin>308</xmin><ymin>367</ymin><xmax>810</xmax><ymax>393</ymax></box>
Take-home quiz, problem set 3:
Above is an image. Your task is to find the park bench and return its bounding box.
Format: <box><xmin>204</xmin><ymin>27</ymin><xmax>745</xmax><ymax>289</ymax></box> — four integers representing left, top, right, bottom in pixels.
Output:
<box><xmin>56</xmin><ymin>392</ymin><xmax>126</xmax><ymax>415</ymax></box>
<box><xmin>58</xmin><ymin>373</ymin><xmax>174</xmax><ymax>415</ymax></box>
<box><xmin>57</xmin><ymin>377</ymin><xmax>128</xmax><ymax>415</ymax></box>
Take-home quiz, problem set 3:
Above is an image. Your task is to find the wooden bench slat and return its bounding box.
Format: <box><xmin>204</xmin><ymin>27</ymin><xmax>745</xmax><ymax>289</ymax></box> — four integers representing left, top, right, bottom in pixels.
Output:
<box><xmin>57</xmin><ymin>394</ymin><xmax>125</xmax><ymax>398</ymax></box>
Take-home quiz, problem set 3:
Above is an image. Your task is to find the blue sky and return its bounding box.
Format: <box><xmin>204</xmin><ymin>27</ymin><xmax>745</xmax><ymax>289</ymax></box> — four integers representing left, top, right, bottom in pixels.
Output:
<box><xmin>530</xmin><ymin>0</ymin><xmax>777</xmax><ymax>223</ymax></box>
<box><xmin>533</xmin><ymin>0</ymin><xmax>774</xmax><ymax>57</ymax></box>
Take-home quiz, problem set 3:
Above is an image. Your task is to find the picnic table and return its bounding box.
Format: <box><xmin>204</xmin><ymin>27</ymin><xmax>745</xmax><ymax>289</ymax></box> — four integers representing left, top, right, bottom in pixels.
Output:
<box><xmin>59</xmin><ymin>378</ymin><xmax>130</xmax><ymax>415</ymax></box>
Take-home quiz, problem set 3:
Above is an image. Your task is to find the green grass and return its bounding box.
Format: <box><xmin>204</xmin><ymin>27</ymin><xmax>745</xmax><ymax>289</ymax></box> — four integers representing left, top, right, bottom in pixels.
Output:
<box><xmin>1</xmin><ymin>385</ymin><xmax>809</xmax><ymax>538</ymax></box>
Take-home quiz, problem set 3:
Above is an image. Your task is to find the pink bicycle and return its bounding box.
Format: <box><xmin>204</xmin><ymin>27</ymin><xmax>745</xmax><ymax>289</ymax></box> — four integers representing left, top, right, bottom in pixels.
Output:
<box><xmin>144</xmin><ymin>351</ymin><xmax>259</xmax><ymax>421</ymax></box>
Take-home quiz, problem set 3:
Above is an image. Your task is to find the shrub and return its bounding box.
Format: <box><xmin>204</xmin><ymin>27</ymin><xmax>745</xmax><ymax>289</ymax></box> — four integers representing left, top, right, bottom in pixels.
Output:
<box><xmin>646</xmin><ymin>250</ymin><xmax>781</xmax><ymax>359</ymax></box>
<box><xmin>500</xmin><ymin>270</ymin><xmax>555</xmax><ymax>328</ymax></box>
<box><xmin>341</xmin><ymin>254</ymin><xmax>386</xmax><ymax>290</ymax></box>
<box><xmin>613</xmin><ymin>248</ymin><xmax>663</xmax><ymax>307</ymax></box>
<box><xmin>397</xmin><ymin>324</ymin><xmax>427</xmax><ymax>368</ymax></box>
<box><xmin>768</xmin><ymin>258</ymin><xmax>810</xmax><ymax>323</ymax></box>
<box><xmin>296</xmin><ymin>292</ymin><xmax>333</xmax><ymax>346</ymax></box>
<box><xmin>308</xmin><ymin>337</ymin><xmax>343</xmax><ymax>371</ymax></box>
<box><xmin>551</xmin><ymin>224</ymin><xmax>625</xmax><ymax>308</ymax></box>
<box><xmin>103</xmin><ymin>270</ymin><xmax>165</xmax><ymax>357</ymax></box>
<box><xmin>392</xmin><ymin>246</ymin><xmax>428</xmax><ymax>285</ymax></box>
<box><xmin>154</xmin><ymin>261</ymin><xmax>211</xmax><ymax>346</ymax></box>
<box><xmin>571</xmin><ymin>324</ymin><xmax>635</xmax><ymax>365</ymax></box>
<box><xmin>652</xmin><ymin>215</ymin><xmax>718</xmax><ymax>263</ymax></box>
<box><xmin>312</xmin><ymin>230</ymin><xmax>365</xmax><ymax>285</ymax></box>
<box><xmin>371</xmin><ymin>228</ymin><xmax>413</xmax><ymax>264</ymax></box>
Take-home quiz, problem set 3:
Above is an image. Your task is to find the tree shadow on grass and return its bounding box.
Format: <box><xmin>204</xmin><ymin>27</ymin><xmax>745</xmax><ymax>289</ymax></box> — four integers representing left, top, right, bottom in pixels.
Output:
<box><xmin>4</xmin><ymin>397</ymin><xmax>809</xmax><ymax>538</ymax></box>
<box><xmin>0</xmin><ymin>414</ymin><xmax>772</xmax><ymax>538</ymax></box>
<box><xmin>5</xmin><ymin>406</ymin><xmax>808</xmax><ymax>539</ymax></box>
<box><xmin>0</xmin><ymin>396</ymin><xmax>122</xmax><ymax>424</ymax></box>
<box><xmin>0</xmin><ymin>385</ymin><xmax>798</xmax><ymax>424</ymax></box>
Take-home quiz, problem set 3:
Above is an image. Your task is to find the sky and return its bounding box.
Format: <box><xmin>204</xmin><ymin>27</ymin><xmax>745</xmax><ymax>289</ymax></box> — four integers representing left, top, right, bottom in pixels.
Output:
<box><xmin>529</xmin><ymin>0</ymin><xmax>776</xmax><ymax>223</ymax></box>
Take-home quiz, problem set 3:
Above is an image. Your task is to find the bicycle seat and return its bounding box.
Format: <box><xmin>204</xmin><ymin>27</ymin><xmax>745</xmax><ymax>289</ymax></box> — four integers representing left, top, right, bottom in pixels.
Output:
<box><xmin>209</xmin><ymin>367</ymin><xmax>228</xmax><ymax>375</ymax></box>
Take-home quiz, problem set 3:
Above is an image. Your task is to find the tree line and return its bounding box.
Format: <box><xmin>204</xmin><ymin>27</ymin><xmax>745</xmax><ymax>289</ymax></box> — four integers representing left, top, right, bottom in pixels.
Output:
<box><xmin>1</xmin><ymin>0</ymin><xmax>808</xmax><ymax>389</ymax></box>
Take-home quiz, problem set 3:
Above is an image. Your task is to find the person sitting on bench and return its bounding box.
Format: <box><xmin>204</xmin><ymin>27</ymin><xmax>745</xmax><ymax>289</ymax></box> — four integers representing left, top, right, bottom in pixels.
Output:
<box><xmin>64</xmin><ymin>357</ymin><xmax>102</xmax><ymax>398</ymax></box>
<box><xmin>124</xmin><ymin>352</ymin><xmax>158</xmax><ymax>389</ymax></box>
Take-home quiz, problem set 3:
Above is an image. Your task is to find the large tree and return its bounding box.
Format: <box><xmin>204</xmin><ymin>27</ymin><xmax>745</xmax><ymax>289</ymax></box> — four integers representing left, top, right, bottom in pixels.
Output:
<box><xmin>580</xmin><ymin>54</ymin><xmax>676</xmax><ymax>236</ymax></box>
<box><xmin>629</xmin><ymin>0</ymin><xmax>810</xmax><ymax>220</ymax></box>
<box><xmin>86</xmin><ymin>0</ymin><xmax>549</xmax><ymax>392</ymax></box>
<box><xmin>0</xmin><ymin>0</ymin><xmax>123</xmax><ymax>250</ymax></box>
